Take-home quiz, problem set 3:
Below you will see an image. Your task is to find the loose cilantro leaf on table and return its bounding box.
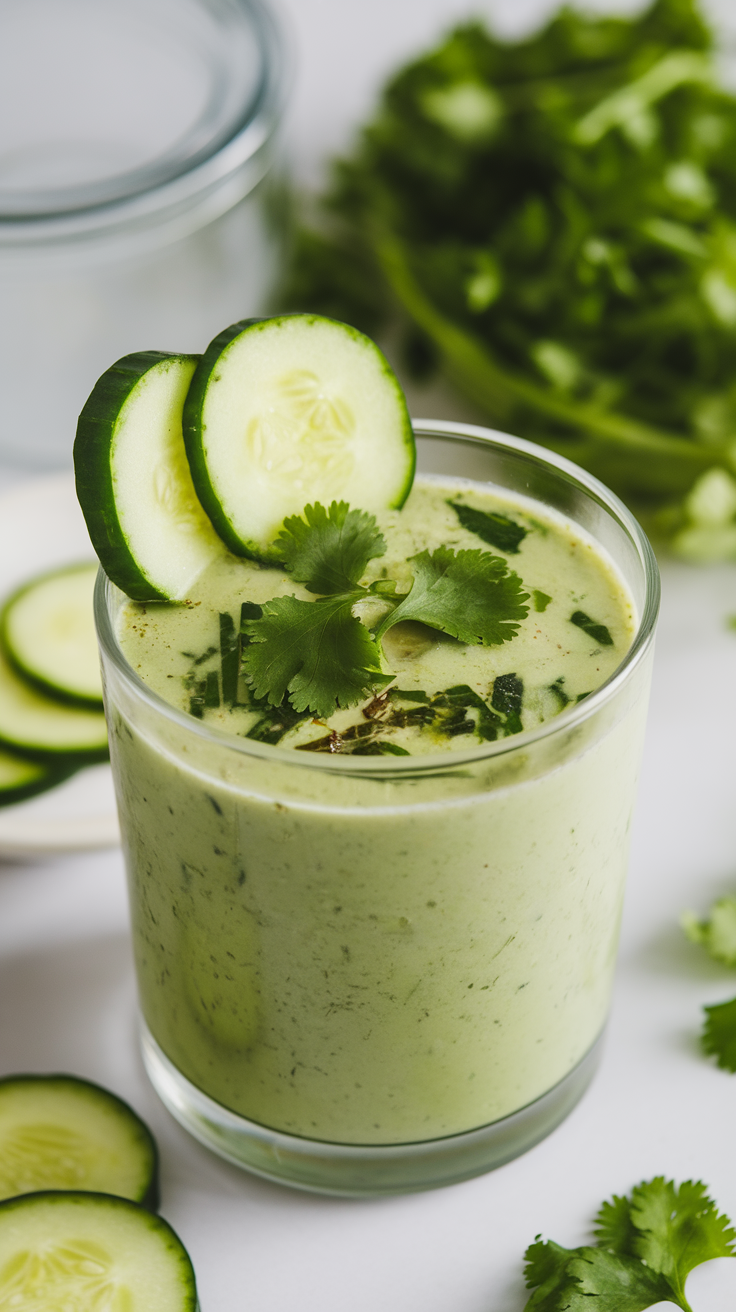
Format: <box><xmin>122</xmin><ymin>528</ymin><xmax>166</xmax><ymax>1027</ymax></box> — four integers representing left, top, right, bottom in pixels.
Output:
<box><xmin>681</xmin><ymin>892</ymin><xmax>736</xmax><ymax>1068</ymax></box>
<box><xmin>523</xmin><ymin>1178</ymin><xmax>736</xmax><ymax>1312</ymax></box>
<box><xmin>702</xmin><ymin>997</ymin><xmax>736</xmax><ymax>1071</ymax></box>
<box><xmin>682</xmin><ymin>896</ymin><xmax>736</xmax><ymax>966</ymax></box>
<box><xmin>241</xmin><ymin>503</ymin><xmax>530</xmax><ymax>718</ymax></box>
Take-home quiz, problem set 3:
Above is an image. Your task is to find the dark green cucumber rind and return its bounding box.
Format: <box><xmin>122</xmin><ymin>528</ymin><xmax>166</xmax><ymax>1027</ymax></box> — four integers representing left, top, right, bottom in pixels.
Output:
<box><xmin>0</xmin><ymin>758</ymin><xmax>77</xmax><ymax>809</ymax></box>
<box><xmin>0</xmin><ymin>1074</ymin><xmax>159</xmax><ymax>1210</ymax></box>
<box><xmin>183</xmin><ymin>315</ymin><xmax>415</xmax><ymax>560</ymax></box>
<box><xmin>0</xmin><ymin>728</ymin><xmax>109</xmax><ymax>765</ymax></box>
<box><xmin>74</xmin><ymin>352</ymin><xmax>199</xmax><ymax>602</ymax></box>
<box><xmin>0</xmin><ymin>565</ymin><xmax>103</xmax><ymax>710</ymax></box>
<box><xmin>0</xmin><ymin>1191</ymin><xmax>196</xmax><ymax>1308</ymax></box>
<box><xmin>182</xmin><ymin>319</ymin><xmax>273</xmax><ymax>562</ymax></box>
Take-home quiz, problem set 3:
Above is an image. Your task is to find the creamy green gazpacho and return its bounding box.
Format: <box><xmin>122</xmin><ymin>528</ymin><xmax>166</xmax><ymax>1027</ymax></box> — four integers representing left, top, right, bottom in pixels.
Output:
<box><xmin>109</xmin><ymin>474</ymin><xmax>645</xmax><ymax>1145</ymax></box>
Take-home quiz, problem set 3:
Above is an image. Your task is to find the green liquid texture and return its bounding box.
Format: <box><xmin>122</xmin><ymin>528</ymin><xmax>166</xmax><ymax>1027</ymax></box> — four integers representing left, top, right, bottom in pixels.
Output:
<box><xmin>112</xmin><ymin>477</ymin><xmax>646</xmax><ymax>1144</ymax></box>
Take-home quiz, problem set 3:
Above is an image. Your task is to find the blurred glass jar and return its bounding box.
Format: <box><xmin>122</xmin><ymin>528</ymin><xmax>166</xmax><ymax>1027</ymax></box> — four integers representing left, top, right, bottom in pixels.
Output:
<box><xmin>0</xmin><ymin>0</ymin><xmax>286</xmax><ymax>469</ymax></box>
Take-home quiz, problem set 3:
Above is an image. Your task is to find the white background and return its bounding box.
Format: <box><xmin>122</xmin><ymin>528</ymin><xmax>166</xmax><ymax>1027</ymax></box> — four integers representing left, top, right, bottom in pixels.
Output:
<box><xmin>3</xmin><ymin>1</ymin><xmax>736</xmax><ymax>1308</ymax></box>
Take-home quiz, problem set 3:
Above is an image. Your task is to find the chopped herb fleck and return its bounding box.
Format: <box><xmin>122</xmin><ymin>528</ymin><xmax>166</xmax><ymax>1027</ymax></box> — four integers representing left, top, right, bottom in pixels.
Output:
<box><xmin>492</xmin><ymin>673</ymin><xmax>524</xmax><ymax>735</ymax></box>
<box><xmin>219</xmin><ymin>613</ymin><xmax>240</xmax><ymax>705</ymax></box>
<box><xmin>570</xmin><ymin>610</ymin><xmax>614</xmax><ymax>646</ymax></box>
<box><xmin>532</xmin><ymin>589</ymin><xmax>552</xmax><ymax>612</ymax></box>
<box><xmin>449</xmin><ymin>501</ymin><xmax>527</xmax><ymax>554</ymax></box>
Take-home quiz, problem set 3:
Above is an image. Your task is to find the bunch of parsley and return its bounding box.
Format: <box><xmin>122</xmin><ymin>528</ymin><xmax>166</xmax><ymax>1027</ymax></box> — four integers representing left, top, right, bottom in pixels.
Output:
<box><xmin>284</xmin><ymin>0</ymin><xmax>736</xmax><ymax>560</ymax></box>
<box><xmin>524</xmin><ymin>1177</ymin><xmax>735</xmax><ymax>1310</ymax></box>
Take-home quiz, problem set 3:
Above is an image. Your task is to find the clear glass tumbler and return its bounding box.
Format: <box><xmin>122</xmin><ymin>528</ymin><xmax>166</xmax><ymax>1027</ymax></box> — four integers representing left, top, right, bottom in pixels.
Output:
<box><xmin>0</xmin><ymin>0</ymin><xmax>286</xmax><ymax>469</ymax></box>
<box><xmin>95</xmin><ymin>422</ymin><xmax>659</xmax><ymax>1195</ymax></box>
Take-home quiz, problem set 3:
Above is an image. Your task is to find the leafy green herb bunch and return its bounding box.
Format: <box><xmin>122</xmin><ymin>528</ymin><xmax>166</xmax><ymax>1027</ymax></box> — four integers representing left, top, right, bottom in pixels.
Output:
<box><xmin>285</xmin><ymin>0</ymin><xmax>736</xmax><ymax>560</ymax></box>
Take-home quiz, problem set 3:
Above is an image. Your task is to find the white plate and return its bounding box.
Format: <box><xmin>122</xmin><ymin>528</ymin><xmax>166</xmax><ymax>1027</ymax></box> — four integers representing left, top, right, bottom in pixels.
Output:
<box><xmin>0</xmin><ymin>473</ymin><xmax>119</xmax><ymax>858</ymax></box>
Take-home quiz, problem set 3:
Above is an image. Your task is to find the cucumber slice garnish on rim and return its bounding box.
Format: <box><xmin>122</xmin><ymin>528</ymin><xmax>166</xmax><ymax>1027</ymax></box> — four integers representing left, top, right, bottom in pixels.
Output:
<box><xmin>0</xmin><ymin>1074</ymin><xmax>158</xmax><ymax>1209</ymax></box>
<box><xmin>183</xmin><ymin>314</ymin><xmax>416</xmax><ymax>562</ymax></box>
<box><xmin>75</xmin><ymin>351</ymin><xmax>224</xmax><ymax>602</ymax></box>
<box><xmin>0</xmin><ymin>643</ymin><xmax>107</xmax><ymax>760</ymax></box>
<box><xmin>0</xmin><ymin>1192</ymin><xmax>196</xmax><ymax>1311</ymax></box>
<box><xmin>1</xmin><ymin>562</ymin><xmax>102</xmax><ymax>706</ymax></box>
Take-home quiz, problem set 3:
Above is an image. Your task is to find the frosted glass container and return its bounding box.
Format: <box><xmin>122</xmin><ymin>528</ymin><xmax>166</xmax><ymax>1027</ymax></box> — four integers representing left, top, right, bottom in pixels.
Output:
<box><xmin>0</xmin><ymin>0</ymin><xmax>286</xmax><ymax>469</ymax></box>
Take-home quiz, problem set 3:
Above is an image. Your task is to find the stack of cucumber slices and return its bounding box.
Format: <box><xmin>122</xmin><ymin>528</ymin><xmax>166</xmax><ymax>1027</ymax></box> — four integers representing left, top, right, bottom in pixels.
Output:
<box><xmin>0</xmin><ymin>1073</ymin><xmax>197</xmax><ymax>1310</ymax></box>
<box><xmin>74</xmin><ymin>314</ymin><xmax>415</xmax><ymax>600</ymax></box>
<box><xmin>0</xmin><ymin>563</ymin><xmax>108</xmax><ymax>809</ymax></box>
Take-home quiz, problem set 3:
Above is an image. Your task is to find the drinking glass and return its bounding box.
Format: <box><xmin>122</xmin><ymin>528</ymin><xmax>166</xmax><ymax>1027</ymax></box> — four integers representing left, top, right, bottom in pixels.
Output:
<box><xmin>95</xmin><ymin>421</ymin><xmax>659</xmax><ymax>1195</ymax></box>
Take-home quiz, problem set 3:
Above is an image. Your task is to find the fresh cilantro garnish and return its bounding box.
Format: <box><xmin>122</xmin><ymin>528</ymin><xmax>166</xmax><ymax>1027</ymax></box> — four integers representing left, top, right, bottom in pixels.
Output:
<box><xmin>570</xmin><ymin>610</ymin><xmax>614</xmax><ymax>646</ymax></box>
<box><xmin>523</xmin><ymin>1178</ymin><xmax>736</xmax><ymax>1312</ymax></box>
<box><xmin>243</xmin><ymin>593</ymin><xmax>391</xmax><ymax>721</ymax></box>
<box><xmin>682</xmin><ymin>897</ymin><xmax>736</xmax><ymax>967</ymax></box>
<box><xmin>276</xmin><ymin>501</ymin><xmax>386</xmax><ymax>594</ymax></box>
<box><xmin>374</xmin><ymin>546</ymin><xmax>528</xmax><ymax>645</ymax></box>
<box><xmin>242</xmin><ymin>502</ymin><xmax>529</xmax><ymax>718</ymax></box>
<box><xmin>449</xmin><ymin>500</ymin><xmax>527</xmax><ymax>553</ymax></box>
<box><xmin>533</xmin><ymin>590</ymin><xmax>552</xmax><ymax>613</ymax></box>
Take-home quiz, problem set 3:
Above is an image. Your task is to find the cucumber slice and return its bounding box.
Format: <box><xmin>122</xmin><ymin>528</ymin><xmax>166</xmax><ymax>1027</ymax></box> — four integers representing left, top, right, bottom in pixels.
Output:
<box><xmin>0</xmin><ymin>1192</ymin><xmax>196</xmax><ymax>1311</ymax></box>
<box><xmin>0</xmin><ymin>746</ymin><xmax>70</xmax><ymax>809</ymax></box>
<box><xmin>0</xmin><ymin>1075</ymin><xmax>158</xmax><ymax>1208</ymax></box>
<box><xmin>1</xmin><ymin>563</ymin><xmax>102</xmax><ymax>706</ymax></box>
<box><xmin>75</xmin><ymin>351</ymin><xmax>224</xmax><ymax>602</ymax></box>
<box><xmin>0</xmin><ymin>644</ymin><xmax>107</xmax><ymax>760</ymax></box>
<box><xmin>183</xmin><ymin>314</ymin><xmax>416</xmax><ymax>561</ymax></box>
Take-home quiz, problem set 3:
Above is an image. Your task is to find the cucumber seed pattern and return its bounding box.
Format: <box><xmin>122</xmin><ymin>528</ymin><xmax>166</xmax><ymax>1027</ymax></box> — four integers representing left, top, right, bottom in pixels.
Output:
<box><xmin>245</xmin><ymin>370</ymin><xmax>355</xmax><ymax>497</ymax></box>
<box><xmin>151</xmin><ymin>453</ymin><xmax>210</xmax><ymax>538</ymax></box>
<box><xmin>0</xmin><ymin>1239</ymin><xmax>129</xmax><ymax>1311</ymax></box>
<box><xmin>0</xmin><ymin>1125</ymin><xmax>96</xmax><ymax>1196</ymax></box>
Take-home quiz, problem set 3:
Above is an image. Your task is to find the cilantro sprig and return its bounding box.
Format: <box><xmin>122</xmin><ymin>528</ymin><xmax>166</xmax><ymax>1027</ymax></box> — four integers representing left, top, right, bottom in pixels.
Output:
<box><xmin>241</xmin><ymin>501</ymin><xmax>529</xmax><ymax>719</ymax></box>
<box><xmin>682</xmin><ymin>894</ymin><xmax>736</xmax><ymax>1070</ymax></box>
<box><xmin>524</xmin><ymin>1178</ymin><xmax>735</xmax><ymax>1311</ymax></box>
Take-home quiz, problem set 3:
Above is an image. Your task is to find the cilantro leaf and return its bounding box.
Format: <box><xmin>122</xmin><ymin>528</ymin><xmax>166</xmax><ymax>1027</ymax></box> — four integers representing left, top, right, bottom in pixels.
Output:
<box><xmin>522</xmin><ymin>1178</ymin><xmax>736</xmax><ymax>1312</ymax></box>
<box><xmin>375</xmin><ymin>546</ymin><xmax>529</xmax><ymax>644</ymax></box>
<box><xmin>276</xmin><ymin>501</ymin><xmax>386</xmax><ymax>595</ymax></box>
<box><xmin>594</xmin><ymin>1193</ymin><xmax>638</xmax><ymax>1257</ymax></box>
<box><xmin>630</xmin><ymin>1178</ymin><xmax>736</xmax><ymax>1303</ymax></box>
<box><xmin>449</xmin><ymin>500</ymin><xmax>527</xmax><ymax>553</ymax></box>
<box><xmin>703</xmin><ymin>995</ymin><xmax>736</xmax><ymax>1072</ymax></box>
<box><xmin>523</xmin><ymin>1239</ymin><xmax>578</xmax><ymax>1310</ymax></box>
<box><xmin>242</xmin><ymin>594</ymin><xmax>390</xmax><ymax>719</ymax></box>
<box><xmin>564</xmin><ymin>1247</ymin><xmax>674</xmax><ymax>1311</ymax></box>
<box><xmin>682</xmin><ymin>897</ymin><xmax>736</xmax><ymax>967</ymax></box>
<box><xmin>533</xmin><ymin>590</ymin><xmax>552</xmax><ymax>613</ymax></box>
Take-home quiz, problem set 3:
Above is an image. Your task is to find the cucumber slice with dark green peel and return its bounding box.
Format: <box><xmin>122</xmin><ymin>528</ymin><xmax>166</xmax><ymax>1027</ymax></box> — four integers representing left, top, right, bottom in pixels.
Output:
<box><xmin>0</xmin><ymin>645</ymin><xmax>107</xmax><ymax>760</ymax></box>
<box><xmin>183</xmin><ymin>314</ymin><xmax>416</xmax><ymax>562</ymax></box>
<box><xmin>0</xmin><ymin>1192</ymin><xmax>196</xmax><ymax>1311</ymax></box>
<box><xmin>0</xmin><ymin>747</ymin><xmax>71</xmax><ymax>809</ymax></box>
<box><xmin>0</xmin><ymin>1075</ymin><xmax>158</xmax><ymax>1208</ymax></box>
<box><xmin>75</xmin><ymin>351</ymin><xmax>224</xmax><ymax>602</ymax></box>
<box><xmin>1</xmin><ymin>563</ymin><xmax>102</xmax><ymax>706</ymax></box>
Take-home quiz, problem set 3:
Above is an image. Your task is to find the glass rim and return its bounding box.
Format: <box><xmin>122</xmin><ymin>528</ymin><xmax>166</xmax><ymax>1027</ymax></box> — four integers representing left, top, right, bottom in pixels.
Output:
<box><xmin>0</xmin><ymin>0</ymin><xmax>286</xmax><ymax>236</ymax></box>
<box><xmin>95</xmin><ymin>419</ymin><xmax>661</xmax><ymax>779</ymax></box>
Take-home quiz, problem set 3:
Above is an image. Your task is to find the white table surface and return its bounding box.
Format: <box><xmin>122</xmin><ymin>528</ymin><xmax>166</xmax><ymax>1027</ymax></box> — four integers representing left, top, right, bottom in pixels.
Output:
<box><xmin>4</xmin><ymin>1</ymin><xmax>736</xmax><ymax>1307</ymax></box>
